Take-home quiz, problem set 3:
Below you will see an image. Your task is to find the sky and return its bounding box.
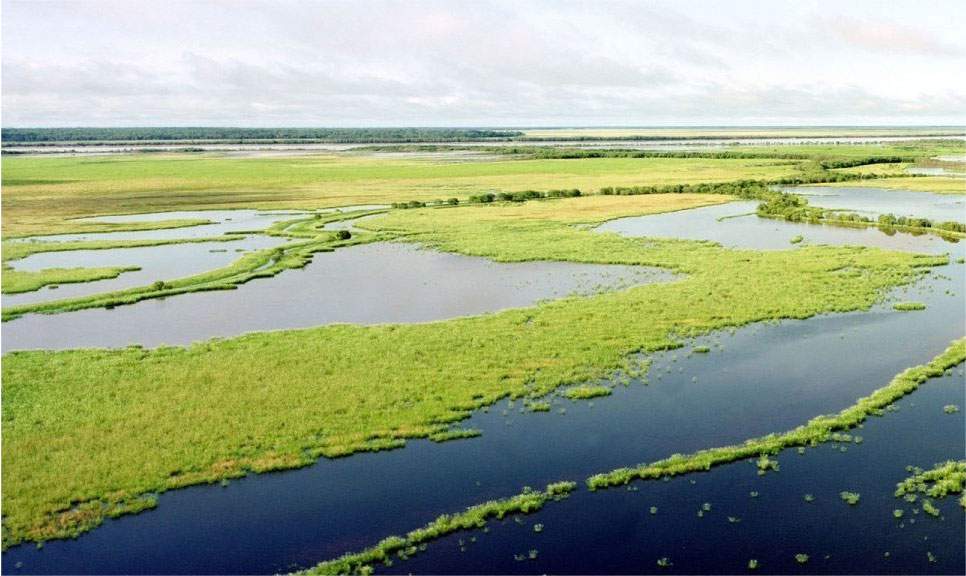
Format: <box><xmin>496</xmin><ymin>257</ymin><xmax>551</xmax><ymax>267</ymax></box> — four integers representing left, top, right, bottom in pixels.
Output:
<box><xmin>2</xmin><ymin>0</ymin><xmax>965</xmax><ymax>127</ymax></box>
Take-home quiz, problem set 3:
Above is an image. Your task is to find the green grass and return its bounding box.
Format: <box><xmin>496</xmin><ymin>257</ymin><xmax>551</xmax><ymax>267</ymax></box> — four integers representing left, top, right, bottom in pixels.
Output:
<box><xmin>0</xmin><ymin>192</ymin><xmax>949</xmax><ymax>547</ymax></box>
<box><xmin>298</xmin><ymin>482</ymin><xmax>576</xmax><ymax>575</ymax></box>
<box><xmin>2</xmin><ymin>266</ymin><xmax>140</xmax><ymax>294</ymax></box>
<box><xmin>0</xmin><ymin>218</ymin><xmax>212</xmax><ymax>240</ymax></box>
<box><xmin>586</xmin><ymin>338</ymin><xmax>966</xmax><ymax>490</ymax></box>
<box><xmin>2</xmin><ymin>211</ymin><xmax>387</xmax><ymax>321</ymax></box>
<box><xmin>894</xmin><ymin>461</ymin><xmax>966</xmax><ymax>507</ymax></box>
<box><xmin>1</xmin><ymin>153</ymin><xmax>805</xmax><ymax>236</ymax></box>
<box><xmin>562</xmin><ymin>385</ymin><xmax>613</xmax><ymax>400</ymax></box>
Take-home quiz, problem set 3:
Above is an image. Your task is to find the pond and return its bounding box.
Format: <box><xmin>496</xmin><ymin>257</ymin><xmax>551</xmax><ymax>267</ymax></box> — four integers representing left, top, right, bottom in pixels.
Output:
<box><xmin>3</xmin><ymin>253</ymin><xmax>961</xmax><ymax>574</ymax></box>
<box><xmin>2</xmin><ymin>188</ymin><xmax>963</xmax><ymax>574</ymax></box>
<box><xmin>1</xmin><ymin>242</ymin><xmax>671</xmax><ymax>351</ymax></box>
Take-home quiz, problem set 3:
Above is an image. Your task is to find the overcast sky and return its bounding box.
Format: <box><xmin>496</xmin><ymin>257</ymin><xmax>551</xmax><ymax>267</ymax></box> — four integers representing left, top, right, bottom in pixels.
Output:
<box><xmin>2</xmin><ymin>0</ymin><xmax>964</xmax><ymax>127</ymax></box>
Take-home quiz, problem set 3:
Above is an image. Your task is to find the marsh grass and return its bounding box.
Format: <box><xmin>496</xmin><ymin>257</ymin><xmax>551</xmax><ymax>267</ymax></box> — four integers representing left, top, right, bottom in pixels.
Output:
<box><xmin>0</xmin><ymin>195</ymin><xmax>951</xmax><ymax>546</ymax></box>
<box><xmin>586</xmin><ymin>340</ymin><xmax>965</xmax><ymax>490</ymax></box>
<box><xmin>298</xmin><ymin>482</ymin><xmax>575</xmax><ymax>575</ymax></box>
<box><xmin>893</xmin><ymin>302</ymin><xmax>927</xmax><ymax>311</ymax></box>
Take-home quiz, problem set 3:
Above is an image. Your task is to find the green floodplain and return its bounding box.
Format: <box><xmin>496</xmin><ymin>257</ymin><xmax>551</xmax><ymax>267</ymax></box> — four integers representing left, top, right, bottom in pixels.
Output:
<box><xmin>1</xmin><ymin>134</ymin><xmax>965</xmax><ymax>571</ymax></box>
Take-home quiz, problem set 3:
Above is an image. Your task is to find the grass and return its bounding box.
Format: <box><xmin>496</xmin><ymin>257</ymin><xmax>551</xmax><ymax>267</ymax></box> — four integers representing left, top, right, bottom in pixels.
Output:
<box><xmin>297</xmin><ymin>482</ymin><xmax>576</xmax><ymax>575</ymax></box>
<box><xmin>0</xmin><ymin>218</ymin><xmax>212</xmax><ymax>240</ymax></box>
<box><xmin>1</xmin><ymin>153</ymin><xmax>802</xmax><ymax>236</ymax></box>
<box><xmin>0</xmin><ymin>191</ymin><xmax>951</xmax><ymax>547</ymax></box>
<box><xmin>1</xmin><ymin>211</ymin><xmax>386</xmax><ymax>321</ymax></box>
<box><xmin>894</xmin><ymin>461</ymin><xmax>966</xmax><ymax>508</ymax></box>
<box><xmin>2</xmin><ymin>266</ymin><xmax>140</xmax><ymax>294</ymax></box>
<box><xmin>893</xmin><ymin>302</ymin><xmax>927</xmax><ymax>311</ymax></box>
<box><xmin>562</xmin><ymin>385</ymin><xmax>613</xmax><ymax>400</ymax></box>
<box><xmin>586</xmin><ymin>338</ymin><xmax>965</xmax><ymax>490</ymax></box>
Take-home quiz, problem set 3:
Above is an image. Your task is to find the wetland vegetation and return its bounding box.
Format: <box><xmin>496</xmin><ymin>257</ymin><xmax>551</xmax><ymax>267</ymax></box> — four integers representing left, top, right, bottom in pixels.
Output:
<box><xmin>2</xmin><ymin>136</ymin><xmax>964</xmax><ymax>573</ymax></box>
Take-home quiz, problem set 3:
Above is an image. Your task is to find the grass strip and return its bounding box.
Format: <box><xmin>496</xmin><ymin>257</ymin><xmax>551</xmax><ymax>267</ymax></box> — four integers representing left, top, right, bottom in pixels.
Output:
<box><xmin>586</xmin><ymin>338</ymin><xmax>966</xmax><ymax>490</ymax></box>
<box><xmin>2</xmin><ymin>266</ymin><xmax>140</xmax><ymax>294</ymax></box>
<box><xmin>297</xmin><ymin>482</ymin><xmax>576</xmax><ymax>575</ymax></box>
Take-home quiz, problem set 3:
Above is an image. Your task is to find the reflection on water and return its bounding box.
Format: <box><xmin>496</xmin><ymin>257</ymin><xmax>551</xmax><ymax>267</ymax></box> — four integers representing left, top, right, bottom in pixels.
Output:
<box><xmin>2</xmin><ymin>243</ymin><xmax>671</xmax><ymax>351</ymax></box>
<box><xmin>2</xmin><ymin>236</ymin><xmax>288</xmax><ymax>306</ymax></box>
<box><xmin>597</xmin><ymin>201</ymin><xmax>959</xmax><ymax>254</ymax></box>
<box><xmin>4</xmin><ymin>251</ymin><xmax>962</xmax><ymax>574</ymax></box>
<box><xmin>797</xmin><ymin>186</ymin><xmax>965</xmax><ymax>223</ymax></box>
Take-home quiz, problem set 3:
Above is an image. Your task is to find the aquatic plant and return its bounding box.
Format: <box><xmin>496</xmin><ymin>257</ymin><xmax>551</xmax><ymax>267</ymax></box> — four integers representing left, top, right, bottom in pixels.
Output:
<box><xmin>533</xmin><ymin>523</ymin><xmax>544</xmax><ymax>533</ymax></box>
<box><xmin>526</xmin><ymin>401</ymin><xmax>551</xmax><ymax>412</ymax></box>
<box><xmin>893</xmin><ymin>509</ymin><xmax>904</xmax><ymax>519</ymax></box>
<box><xmin>692</xmin><ymin>346</ymin><xmax>710</xmax><ymax>354</ymax></box>
<box><xmin>656</xmin><ymin>557</ymin><xmax>672</xmax><ymax>568</ymax></box>
<box><xmin>795</xmin><ymin>554</ymin><xmax>809</xmax><ymax>564</ymax></box>
<box><xmin>922</xmin><ymin>500</ymin><xmax>941</xmax><ymax>517</ymax></box>
<box><xmin>803</xmin><ymin>494</ymin><xmax>815</xmax><ymax>503</ymax></box>
<box><xmin>943</xmin><ymin>404</ymin><xmax>960</xmax><ymax>414</ymax></box>
<box><xmin>893</xmin><ymin>302</ymin><xmax>926</xmax><ymax>311</ymax></box>
<box><xmin>840</xmin><ymin>491</ymin><xmax>861</xmax><ymax>505</ymax></box>
<box><xmin>747</xmin><ymin>559</ymin><xmax>758</xmax><ymax>570</ymax></box>
<box><xmin>585</xmin><ymin>340</ymin><xmax>965</xmax><ymax>492</ymax></box>
<box><xmin>561</xmin><ymin>385</ymin><xmax>612</xmax><ymax>400</ymax></box>
<box><xmin>298</xmin><ymin>482</ymin><xmax>575</xmax><ymax>574</ymax></box>
<box><xmin>789</xmin><ymin>235</ymin><xmax>804</xmax><ymax>244</ymax></box>
<box><xmin>894</xmin><ymin>461</ymin><xmax>965</xmax><ymax>504</ymax></box>
<box><xmin>649</xmin><ymin>506</ymin><xmax>658</xmax><ymax>515</ymax></box>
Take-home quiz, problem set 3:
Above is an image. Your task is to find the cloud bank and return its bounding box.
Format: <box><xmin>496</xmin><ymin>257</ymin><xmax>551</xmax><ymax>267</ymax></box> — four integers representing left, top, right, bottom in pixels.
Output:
<box><xmin>2</xmin><ymin>0</ymin><xmax>964</xmax><ymax>126</ymax></box>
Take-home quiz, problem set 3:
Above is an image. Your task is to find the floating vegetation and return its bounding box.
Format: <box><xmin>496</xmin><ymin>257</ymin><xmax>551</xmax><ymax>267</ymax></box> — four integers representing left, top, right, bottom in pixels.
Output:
<box><xmin>795</xmin><ymin>554</ymin><xmax>809</xmax><ymax>564</ymax></box>
<box><xmin>893</xmin><ymin>509</ymin><xmax>904</xmax><ymax>519</ymax></box>
<box><xmin>756</xmin><ymin>455</ymin><xmax>780</xmax><ymax>475</ymax></box>
<box><xmin>927</xmin><ymin>551</ymin><xmax>937</xmax><ymax>563</ymax></box>
<box><xmin>426</xmin><ymin>428</ymin><xmax>482</xmax><ymax>443</ymax></box>
<box><xmin>299</xmin><ymin>482</ymin><xmax>575</xmax><ymax>574</ymax></box>
<box><xmin>893</xmin><ymin>301</ymin><xmax>926</xmax><ymax>311</ymax></box>
<box><xmin>533</xmin><ymin>523</ymin><xmax>544</xmax><ymax>533</ymax></box>
<box><xmin>803</xmin><ymin>494</ymin><xmax>815</xmax><ymax>503</ymax></box>
<box><xmin>749</xmin><ymin>491</ymin><xmax>759</xmax><ymax>499</ymax></box>
<box><xmin>526</xmin><ymin>401</ymin><xmax>551</xmax><ymax>413</ymax></box>
<box><xmin>789</xmin><ymin>235</ymin><xmax>804</xmax><ymax>244</ymax></box>
<box><xmin>894</xmin><ymin>461</ymin><xmax>965</xmax><ymax>507</ymax></box>
<box><xmin>840</xmin><ymin>491</ymin><xmax>861</xmax><ymax>505</ymax></box>
<box><xmin>649</xmin><ymin>506</ymin><xmax>658</xmax><ymax>515</ymax></box>
<box><xmin>586</xmin><ymin>340</ymin><xmax>966</xmax><ymax>491</ymax></box>
<box><xmin>656</xmin><ymin>557</ymin><xmax>672</xmax><ymax>568</ymax></box>
<box><xmin>561</xmin><ymin>385</ymin><xmax>612</xmax><ymax>400</ymax></box>
<box><xmin>728</xmin><ymin>516</ymin><xmax>741</xmax><ymax>524</ymax></box>
<box><xmin>701</xmin><ymin>502</ymin><xmax>712</xmax><ymax>512</ymax></box>
<box><xmin>692</xmin><ymin>346</ymin><xmax>711</xmax><ymax>354</ymax></box>
<box><xmin>942</xmin><ymin>404</ymin><xmax>960</xmax><ymax>414</ymax></box>
<box><xmin>922</xmin><ymin>500</ymin><xmax>941</xmax><ymax>517</ymax></box>
<box><xmin>747</xmin><ymin>559</ymin><xmax>759</xmax><ymax>570</ymax></box>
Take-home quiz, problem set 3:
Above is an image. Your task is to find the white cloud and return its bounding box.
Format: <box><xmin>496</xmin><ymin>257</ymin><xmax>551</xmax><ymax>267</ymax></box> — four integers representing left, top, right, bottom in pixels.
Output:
<box><xmin>2</xmin><ymin>0</ymin><xmax>964</xmax><ymax>126</ymax></box>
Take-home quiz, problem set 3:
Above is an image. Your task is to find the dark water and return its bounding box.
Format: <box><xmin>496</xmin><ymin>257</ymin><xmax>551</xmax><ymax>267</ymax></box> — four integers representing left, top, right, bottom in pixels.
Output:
<box><xmin>3</xmin><ymin>191</ymin><xmax>964</xmax><ymax>574</ymax></box>
<box><xmin>4</xmin><ymin>250</ymin><xmax>962</xmax><ymax>574</ymax></box>
<box><xmin>1</xmin><ymin>243</ymin><xmax>670</xmax><ymax>351</ymax></box>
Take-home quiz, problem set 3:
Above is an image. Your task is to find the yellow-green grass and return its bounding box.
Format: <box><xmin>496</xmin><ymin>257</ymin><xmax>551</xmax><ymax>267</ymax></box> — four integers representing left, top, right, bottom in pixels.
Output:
<box><xmin>1</xmin><ymin>218</ymin><xmax>212</xmax><ymax>240</ymax></box>
<box><xmin>304</xmin><ymin>341</ymin><xmax>964</xmax><ymax>574</ymax></box>
<box><xmin>1</xmin><ymin>153</ymin><xmax>805</xmax><ymax>236</ymax></box>
<box><xmin>811</xmin><ymin>176</ymin><xmax>966</xmax><ymax>195</ymax></box>
<box><xmin>1</xmin><ymin>236</ymin><xmax>239</xmax><ymax>264</ymax></box>
<box><xmin>301</xmin><ymin>482</ymin><xmax>576</xmax><ymax>575</ymax></box>
<box><xmin>1</xmin><ymin>195</ymin><xmax>946</xmax><ymax>547</ymax></box>
<box><xmin>2</xmin><ymin>266</ymin><xmax>139</xmax><ymax>294</ymax></box>
<box><xmin>586</xmin><ymin>338</ymin><xmax>966</xmax><ymax>490</ymax></box>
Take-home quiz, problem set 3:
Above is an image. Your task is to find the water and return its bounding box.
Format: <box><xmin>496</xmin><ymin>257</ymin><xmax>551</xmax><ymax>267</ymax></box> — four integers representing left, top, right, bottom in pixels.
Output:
<box><xmin>14</xmin><ymin>206</ymin><xmax>387</xmax><ymax>243</ymax></box>
<box><xmin>3</xmin><ymin>188</ymin><xmax>964</xmax><ymax>574</ymax></box>
<box><xmin>4</xmin><ymin>257</ymin><xmax>962</xmax><ymax>574</ymax></box>
<box><xmin>1</xmin><ymin>242</ymin><xmax>671</xmax><ymax>351</ymax></box>
<box><xmin>597</xmin><ymin>201</ymin><xmax>961</xmax><ymax>254</ymax></box>
<box><xmin>796</xmin><ymin>186</ymin><xmax>965</xmax><ymax>223</ymax></box>
<box><xmin>2</xmin><ymin>236</ymin><xmax>288</xmax><ymax>306</ymax></box>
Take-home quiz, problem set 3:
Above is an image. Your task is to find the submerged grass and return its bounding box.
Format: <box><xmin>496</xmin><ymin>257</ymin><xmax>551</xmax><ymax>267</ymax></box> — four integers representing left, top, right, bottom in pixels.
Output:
<box><xmin>0</xmin><ymin>194</ymin><xmax>950</xmax><ymax>547</ymax></box>
<box><xmin>297</xmin><ymin>482</ymin><xmax>576</xmax><ymax>575</ymax></box>
<box><xmin>586</xmin><ymin>339</ymin><xmax>966</xmax><ymax>490</ymax></box>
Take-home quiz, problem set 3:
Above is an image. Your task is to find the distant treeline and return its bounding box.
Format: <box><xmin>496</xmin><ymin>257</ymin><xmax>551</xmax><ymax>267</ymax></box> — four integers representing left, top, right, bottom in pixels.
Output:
<box><xmin>1</xmin><ymin>127</ymin><xmax>523</xmax><ymax>143</ymax></box>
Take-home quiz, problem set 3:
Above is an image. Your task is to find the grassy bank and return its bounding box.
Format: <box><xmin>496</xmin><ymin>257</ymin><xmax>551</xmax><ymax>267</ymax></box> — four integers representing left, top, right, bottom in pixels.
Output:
<box><xmin>1</xmin><ymin>193</ymin><xmax>947</xmax><ymax>547</ymax></box>
<box><xmin>299</xmin><ymin>482</ymin><xmax>576</xmax><ymax>575</ymax></box>
<box><xmin>811</xmin><ymin>176</ymin><xmax>965</xmax><ymax>195</ymax></box>
<box><xmin>0</xmin><ymin>151</ymin><xmax>868</xmax><ymax>236</ymax></box>
<box><xmin>2</xmin><ymin>265</ymin><xmax>140</xmax><ymax>294</ymax></box>
<box><xmin>586</xmin><ymin>338</ymin><xmax>966</xmax><ymax>490</ymax></box>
